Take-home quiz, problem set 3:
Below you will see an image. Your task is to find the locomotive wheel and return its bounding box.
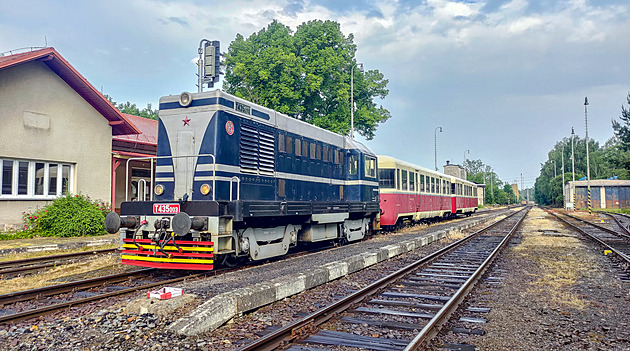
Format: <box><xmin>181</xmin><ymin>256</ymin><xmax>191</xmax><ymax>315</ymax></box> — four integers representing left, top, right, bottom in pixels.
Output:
<box><xmin>218</xmin><ymin>254</ymin><xmax>246</xmax><ymax>268</ymax></box>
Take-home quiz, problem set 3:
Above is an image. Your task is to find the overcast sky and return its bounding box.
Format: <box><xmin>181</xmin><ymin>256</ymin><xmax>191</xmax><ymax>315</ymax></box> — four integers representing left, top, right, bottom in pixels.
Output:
<box><xmin>2</xmin><ymin>0</ymin><xmax>629</xmax><ymax>188</ymax></box>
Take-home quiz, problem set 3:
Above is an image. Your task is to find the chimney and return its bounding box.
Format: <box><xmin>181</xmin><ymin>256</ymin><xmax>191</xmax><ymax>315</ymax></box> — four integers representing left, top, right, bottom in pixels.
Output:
<box><xmin>446</xmin><ymin>160</ymin><xmax>450</xmax><ymax>165</ymax></box>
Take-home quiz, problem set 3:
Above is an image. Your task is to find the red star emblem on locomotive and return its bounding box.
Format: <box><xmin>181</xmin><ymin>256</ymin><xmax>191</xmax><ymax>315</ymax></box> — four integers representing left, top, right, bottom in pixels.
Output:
<box><xmin>182</xmin><ymin>117</ymin><xmax>191</xmax><ymax>126</ymax></box>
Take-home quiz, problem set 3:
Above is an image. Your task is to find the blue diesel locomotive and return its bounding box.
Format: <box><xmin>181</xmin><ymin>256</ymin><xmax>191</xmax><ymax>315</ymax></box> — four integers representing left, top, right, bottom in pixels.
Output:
<box><xmin>105</xmin><ymin>90</ymin><xmax>380</xmax><ymax>270</ymax></box>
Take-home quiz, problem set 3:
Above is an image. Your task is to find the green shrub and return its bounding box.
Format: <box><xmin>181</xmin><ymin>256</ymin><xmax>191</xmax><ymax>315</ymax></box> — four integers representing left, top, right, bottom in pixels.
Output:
<box><xmin>21</xmin><ymin>193</ymin><xmax>110</xmax><ymax>238</ymax></box>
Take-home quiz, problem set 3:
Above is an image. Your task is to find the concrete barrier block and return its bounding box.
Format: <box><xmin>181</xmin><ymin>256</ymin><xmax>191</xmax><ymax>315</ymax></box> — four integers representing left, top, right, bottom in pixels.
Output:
<box><xmin>362</xmin><ymin>252</ymin><xmax>378</xmax><ymax>267</ymax></box>
<box><xmin>304</xmin><ymin>268</ymin><xmax>329</xmax><ymax>289</ymax></box>
<box><xmin>272</xmin><ymin>274</ymin><xmax>306</xmax><ymax>300</ymax></box>
<box><xmin>170</xmin><ymin>294</ymin><xmax>237</xmax><ymax>336</ymax></box>
<box><xmin>234</xmin><ymin>283</ymin><xmax>276</xmax><ymax>313</ymax></box>
<box><xmin>345</xmin><ymin>254</ymin><xmax>366</xmax><ymax>274</ymax></box>
<box><xmin>402</xmin><ymin>240</ymin><xmax>415</xmax><ymax>252</ymax></box>
<box><xmin>377</xmin><ymin>247</ymin><xmax>389</xmax><ymax>262</ymax></box>
<box><xmin>323</xmin><ymin>261</ymin><xmax>348</xmax><ymax>281</ymax></box>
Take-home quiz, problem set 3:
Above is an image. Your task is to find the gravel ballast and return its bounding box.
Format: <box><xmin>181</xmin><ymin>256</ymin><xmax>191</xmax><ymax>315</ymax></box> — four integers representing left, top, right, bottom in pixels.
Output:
<box><xmin>434</xmin><ymin>207</ymin><xmax>630</xmax><ymax>350</ymax></box>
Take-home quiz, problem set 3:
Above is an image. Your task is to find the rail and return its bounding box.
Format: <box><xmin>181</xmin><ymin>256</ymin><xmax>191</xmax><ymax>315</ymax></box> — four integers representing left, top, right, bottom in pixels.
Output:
<box><xmin>236</xmin><ymin>207</ymin><xmax>528</xmax><ymax>351</ymax></box>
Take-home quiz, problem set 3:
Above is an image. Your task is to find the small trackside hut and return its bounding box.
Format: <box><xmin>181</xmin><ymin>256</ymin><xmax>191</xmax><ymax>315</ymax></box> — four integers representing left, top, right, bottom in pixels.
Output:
<box><xmin>377</xmin><ymin>155</ymin><xmax>478</xmax><ymax>229</ymax></box>
<box><xmin>105</xmin><ymin>90</ymin><xmax>380</xmax><ymax>270</ymax></box>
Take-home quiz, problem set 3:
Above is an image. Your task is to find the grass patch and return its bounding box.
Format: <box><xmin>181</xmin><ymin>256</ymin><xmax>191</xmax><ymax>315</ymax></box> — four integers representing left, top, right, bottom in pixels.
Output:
<box><xmin>514</xmin><ymin>208</ymin><xmax>598</xmax><ymax>310</ymax></box>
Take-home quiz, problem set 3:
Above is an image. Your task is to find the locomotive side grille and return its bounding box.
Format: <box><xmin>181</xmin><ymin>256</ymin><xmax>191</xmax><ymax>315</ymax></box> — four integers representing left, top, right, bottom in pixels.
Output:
<box><xmin>240</xmin><ymin>124</ymin><xmax>259</xmax><ymax>173</ymax></box>
<box><xmin>240</xmin><ymin>123</ymin><xmax>275</xmax><ymax>175</ymax></box>
<box><xmin>258</xmin><ymin>129</ymin><xmax>275</xmax><ymax>175</ymax></box>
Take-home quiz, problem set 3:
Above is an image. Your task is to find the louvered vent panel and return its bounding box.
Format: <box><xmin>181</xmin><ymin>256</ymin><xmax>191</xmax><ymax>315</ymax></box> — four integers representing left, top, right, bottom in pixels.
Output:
<box><xmin>258</xmin><ymin>129</ymin><xmax>275</xmax><ymax>175</ymax></box>
<box><xmin>240</xmin><ymin>124</ymin><xmax>259</xmax><ymax>173</ymax></box>
<box><xmin>239</xmin><ymin>124</ymin><xmax>275</xmax><ymax>175</ymax></box>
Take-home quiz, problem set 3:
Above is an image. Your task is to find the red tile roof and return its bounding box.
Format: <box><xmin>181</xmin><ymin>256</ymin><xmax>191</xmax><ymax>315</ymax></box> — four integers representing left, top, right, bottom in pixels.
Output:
<box><xmin>0</xmin><ymin>47</ymin><xmax>139</xmax><ymax>135</ymax></box>
<box><xmin>114</xmin><ymin>114</ymin><xmax>158</xmax><ymax>146</ymax></box>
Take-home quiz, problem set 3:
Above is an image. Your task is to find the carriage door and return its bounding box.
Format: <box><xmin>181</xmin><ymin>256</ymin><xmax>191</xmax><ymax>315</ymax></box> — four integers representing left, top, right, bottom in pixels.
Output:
<box><xmin>451</xmin><ymin>182</ymin><xmax>457</xmax><ymax>213</ymax></box>
<box><xmin>174</xmin><ymin>130</ymin><xmax>195</xmax><ymax>200</ymax></box>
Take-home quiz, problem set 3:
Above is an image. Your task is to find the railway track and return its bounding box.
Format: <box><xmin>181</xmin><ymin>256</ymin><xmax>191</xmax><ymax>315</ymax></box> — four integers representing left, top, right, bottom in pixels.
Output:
<box><xmin>547</xmin><ymin>210</ymin><xmax>630</xmax><ymax>263</ymax></box>
<box><xmin>235</xmin><ymin>207</ymin><xmax>529</xmax><ymax>351</ymax></box>
<box><xmin>0</xmin><ymin>268</ymin><xmax>202</xmax><ymax>324</ymax></box>
<box><xmin>0</xmin><ymin>248</ymin><xmax>118</xmax><ymax>278</ymax></box>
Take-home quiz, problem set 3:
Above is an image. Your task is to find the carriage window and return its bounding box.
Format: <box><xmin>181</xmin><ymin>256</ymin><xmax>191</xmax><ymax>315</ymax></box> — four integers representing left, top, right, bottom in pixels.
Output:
<box><xmin>431</xmin><ymin>177</ymin><xmax>435</xmax><ymax>193</ymax></box>
<box><xmin>329</xmin><ymin>148</ymin><xmax>334</xmax><ymax>163</ymax></box>
<box><xmin>378</xmin><ymin>169</ymin><xmax>395</xmax><ymax>189</ymax></box>
<box><xmin>364</xmin><ymin>156</ymin><xmax>376</xmax><ymax>178</ymax></box>
<box><xmin>302</xmin><ymin>140</ymin><xmax>308</xmax><ymax>157</ymax></box>
<box><xmin>310</xmin><ymin>142</ymin><xmax>316</xmax><ymax>159</ymax></box>
<box><xmin>349</xmin><ymin>155</ymin><xmax>358</xmax><ymax>175</ymax></box>
<box><xmin>401</xmin><ymin>170</ymin><xmax>408</xmax><ymax>190</ymax></box>
<box><xmin>286</xmin><ymin>136</ymin><xmax>293</xmax><ymax>154</ymax></box>
<box><xmin>279</xmin><ymin>134</ymin><xmax>285</xmax><ymax>153</ymax></box>
<box><xmin>410</xmin><ymin>172</ymin><xmax>416</xmax><ymax>192</ymax></box>
<box><xmin>420</xmin><ymin>175</ymin><xmax>425</xmax><ymax>192</ymax></box>
<box><xmin>316</xmin><ymin>144</ymin><xmax>322</xmax><ymax>160</ymax></box>
<box><xmin>278</xmin><ymin>179</ymin><xmax>285</xmax><ymax>197</ymax></box>
<box><xmin>474</xmin><ymin>187</ymin><xmax>477</xmax><ymax>197</ymax></box>
<box><xmin>295</xmin><ymin>139</ymin><xmax>301</xmax><ymax>156</ymax></box>
<box><xmin>323</xmin><ymin>146</ymin><xmax>329</xmax><ymax>162</ymax></box>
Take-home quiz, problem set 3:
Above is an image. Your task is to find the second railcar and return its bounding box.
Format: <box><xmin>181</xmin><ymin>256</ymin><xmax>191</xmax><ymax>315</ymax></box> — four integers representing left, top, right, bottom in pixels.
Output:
<box><xmin>377</xmin><ymin>155</ymin><xmax>478</xmax><ymax>228</ymax></box>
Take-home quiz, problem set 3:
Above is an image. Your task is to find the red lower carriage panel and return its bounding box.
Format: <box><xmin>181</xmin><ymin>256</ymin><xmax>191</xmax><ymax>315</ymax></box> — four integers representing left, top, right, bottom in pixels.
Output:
<box><xmin>121</xmin><ymin>238</ymin><xmax>214</xmax><ymax>270</ymax></box>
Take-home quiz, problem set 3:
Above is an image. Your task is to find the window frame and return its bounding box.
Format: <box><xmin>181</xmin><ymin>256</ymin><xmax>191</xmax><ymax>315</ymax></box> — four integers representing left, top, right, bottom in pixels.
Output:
<box><xmin>0</xmin><ymin>159</ymin><xmax>74</xmax><ymax>200</ymax></box>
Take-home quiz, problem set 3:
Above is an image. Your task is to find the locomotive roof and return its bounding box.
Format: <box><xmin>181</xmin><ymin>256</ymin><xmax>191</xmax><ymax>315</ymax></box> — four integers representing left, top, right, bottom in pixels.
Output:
<box><xmin>377</xmin><ymin>155</ymin><xmax>477</xmax><ymax>185</ymax></box>
<box><xmin>159</xmin><ymin>89</ymin><xmax>375</xmax><ymax>156</ymax></box>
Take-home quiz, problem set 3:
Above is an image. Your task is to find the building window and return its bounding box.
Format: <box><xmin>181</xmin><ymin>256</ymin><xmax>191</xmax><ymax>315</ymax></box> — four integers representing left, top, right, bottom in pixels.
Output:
<box><xmin>0</xmin><ymin>159</ymin><xmax>74</xmax><ymax>199</ymax></box>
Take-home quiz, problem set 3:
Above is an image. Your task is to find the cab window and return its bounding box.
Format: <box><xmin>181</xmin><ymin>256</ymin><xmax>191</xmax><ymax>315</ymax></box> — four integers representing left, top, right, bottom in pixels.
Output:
<box><xmin>364</xmin><ymin>156</ymin><xmax>377</xmax><ymax>178</ymax></box>
<box><xmin>349</xmin><ymin>155</ymin><xmax>358</xmax><ymax>175</ymax></box>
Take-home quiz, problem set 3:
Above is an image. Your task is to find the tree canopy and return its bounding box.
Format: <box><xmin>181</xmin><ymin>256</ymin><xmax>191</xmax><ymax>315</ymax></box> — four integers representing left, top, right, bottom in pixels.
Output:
<box><xmin>224</xmin><ymin>20</ymin><xmax>390</xmax><ymax>140</ymax></box>
<box><xmin>462</xmin><ymin>159</ymin><xmax>517</xmax><ymax>205</ymax></box>
<box><xmin>105</xmin><ymin>95</ymin><xmax>158</xmax><ymax>120</ymax></box>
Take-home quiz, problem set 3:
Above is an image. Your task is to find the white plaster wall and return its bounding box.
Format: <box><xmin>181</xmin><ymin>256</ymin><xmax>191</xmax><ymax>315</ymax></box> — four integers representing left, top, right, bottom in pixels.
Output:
<box><xmin>0</xmin><ymin>62</ymin><xmax>112</xmax><ymax>228</ymax></box>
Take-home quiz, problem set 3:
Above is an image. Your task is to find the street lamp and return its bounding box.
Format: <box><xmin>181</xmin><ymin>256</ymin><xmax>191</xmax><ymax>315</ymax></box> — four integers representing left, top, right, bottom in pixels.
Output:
<box><xmin>350</xmin><ymin>62</ymin><xmax>363</xmax><ymax>139</ymax></box>
<box><xmin>434</xmin><ymin>126</ymin><xmax>443</xmax><ymax>171</ymax></box>
<box><xmin>463</xmin><ymin>149</ymin><xmax>470</xmax><ymax>164</ymax></box>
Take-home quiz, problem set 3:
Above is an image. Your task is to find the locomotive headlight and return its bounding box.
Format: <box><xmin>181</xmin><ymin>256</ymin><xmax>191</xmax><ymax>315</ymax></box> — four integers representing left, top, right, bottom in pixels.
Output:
<box><xmin>179</xmin><ymin>92</ymin><xmax>193</xmax><ymax>107</ymax></box>
<box><xmin>200</xmin><ymin>183</ymin><xmax>211</xmax><ymax>196</ymax></box>
<box><xmin>154</xmin><ymin>184</ymin><xmax>164</xmax><ymax>196</ymax></box>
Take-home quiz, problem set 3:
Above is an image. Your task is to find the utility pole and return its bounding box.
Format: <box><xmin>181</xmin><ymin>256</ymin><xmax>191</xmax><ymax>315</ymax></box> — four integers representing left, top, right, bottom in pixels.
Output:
<box><xmin>521</xmin><ymin>173</ymin><xmax>524</xmax><ymax>203</ymax></box>
<box><xmin>562</xmin><ymin>142</ymin><xmax>565</xmax><ymax>209</ymax></box>
<box><xmin>585</xmin><ymin>97</ymin><xmax>591</xmax><ymax>214</ymax></box>
<box><xmin>571</xmin><ymin>127</ymin><xmax>575</xmax><ymax>208</ymax></box>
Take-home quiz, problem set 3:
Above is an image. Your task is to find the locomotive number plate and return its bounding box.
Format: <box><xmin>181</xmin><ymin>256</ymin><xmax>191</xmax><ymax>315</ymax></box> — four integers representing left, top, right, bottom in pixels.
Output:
<box><xmin>153</xmin><ymin>203</ymin><xmax>180</xmax><ymax>214</ymax></box>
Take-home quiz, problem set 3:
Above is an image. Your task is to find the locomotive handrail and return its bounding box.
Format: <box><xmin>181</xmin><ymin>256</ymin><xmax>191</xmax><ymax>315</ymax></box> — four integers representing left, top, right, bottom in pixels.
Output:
<box><xmin>230</xmin><ymin>176</ymin><xmax>241</xmax><ymax>201</ymax></box>
<box><xmin>137</xmin><ymin>178</ymin><xmax>147</xmax><ymax>201</ymax></box>
<box><xmin>125</xmin><ymin>154</ymin><xmax>216</xmax><ymax>201</ymax></box>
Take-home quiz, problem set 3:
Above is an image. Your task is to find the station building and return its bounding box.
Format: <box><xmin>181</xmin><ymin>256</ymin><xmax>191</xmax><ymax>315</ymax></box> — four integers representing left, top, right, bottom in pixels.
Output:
<box><xmin>0</xmin><ymin>47</ymin><xmax>157</xmax><ymax>230</ymax></box>
<box><xmin>564</xmin><ymin>179</ymin><xmax>630</xmax><ymax>210</ymax></box>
